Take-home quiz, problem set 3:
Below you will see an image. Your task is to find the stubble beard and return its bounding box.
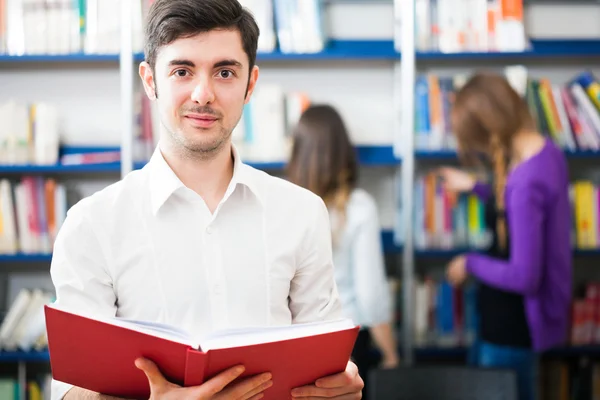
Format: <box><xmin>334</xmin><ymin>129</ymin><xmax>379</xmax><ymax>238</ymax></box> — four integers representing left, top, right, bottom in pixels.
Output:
<box><xmin>163</xmin><ymin>120</ymin><xmax>232</xmax><ymax>162</ymax></box>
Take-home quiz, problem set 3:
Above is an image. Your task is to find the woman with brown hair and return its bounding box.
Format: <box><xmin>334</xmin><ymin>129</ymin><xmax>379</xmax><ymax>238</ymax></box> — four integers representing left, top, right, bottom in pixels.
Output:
<box><xmin>287</xmin><ymin>104</ymin><xmax>399</xmax><ymax>398</ymax></box>
<box><xmin>440</xmin><ymin>72</ymin><xmax>572</xmax><ymax>400</ymax></box>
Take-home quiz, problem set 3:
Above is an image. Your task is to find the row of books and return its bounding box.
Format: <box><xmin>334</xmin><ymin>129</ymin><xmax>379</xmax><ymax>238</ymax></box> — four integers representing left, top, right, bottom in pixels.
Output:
<box><xmin>0</xmin><ymin>288</ymin><xmax>52</xmax><ymax>352</ymax></box>
<box><xmin>412</xmin><ymin>175</ymin><xmax>600</xmax><ymax>252</ymax></box>
<box><xmin>242</xmin><ymin>0</ymin><xmax>325</xmax><ymax>54</ymax></box>
<box><xmin>413</xmin><ymin>172</ymin><xmax>492</xmax><ymax>251</ymax></box>
<box><xmin>405</xmin><ymin>0</ymin><xmax>527</xmax><ymax>53</ymax></box>
<box><xmin>413</xmin><ymin>277</ymin><xmax>477</xmax><ymax>348</ymax></box>
<box><xmin>571</xmin><ymin>282</ymin><xmax>600</xmax><ymax>347</ymax></box>
<box><xmin>0</xmin><ymin>0</ymin><xmax>325</xmax><ymax>56</ymax></box>
<box><xmin>414</xmin><ymin>69</ymin><xmax>600</xmax><ymax>153</ymax></box>
<box><xmin>0</xmin><ymin>0</ymin><xmax>143</xmax><ymax>56</ymax></box>
<box><xmin>135</xmin><ymin>84</ymin><xmax>311</xmax><ymax>164</ymax></box>
<box><xmin>0</xmin><ymin>100</ymin><xmax>60</xmax><ymax>165</ymax></box>
<box><xmin>0</xmin><ymin>177</ymin><xmax>67</xmax><ymax>255</ymax></box>
<box><xmin>0</xmin><ymin>378</ymin><xmax>50</xmax><ymax>400</ymax></box>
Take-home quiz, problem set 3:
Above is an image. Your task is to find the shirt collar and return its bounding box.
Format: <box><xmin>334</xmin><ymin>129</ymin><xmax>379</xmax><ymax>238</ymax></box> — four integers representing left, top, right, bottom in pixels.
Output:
<box><xmin>148</xmin><ymin>143</ymin><xmax>263</xmax><ymax>215</ymax></box>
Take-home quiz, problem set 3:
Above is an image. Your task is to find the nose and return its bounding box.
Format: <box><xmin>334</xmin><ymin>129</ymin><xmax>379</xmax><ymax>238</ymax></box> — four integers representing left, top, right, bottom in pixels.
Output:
<box><xmin>190</xmin><ymin>77</ymin><xmax>215</xmax><ymax>105</ymax></box>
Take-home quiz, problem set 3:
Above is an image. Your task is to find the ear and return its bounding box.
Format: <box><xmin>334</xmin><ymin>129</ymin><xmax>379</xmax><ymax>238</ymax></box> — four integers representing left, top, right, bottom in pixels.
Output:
<box><xmin>139</xmin><ymin>61</ymin><xmax>157</xmax><ymax>100</ymax></box>
<box><xmin>244</xmin><ymin>65</ymin><xmax>260</xmax><ymax>104</ymax></box>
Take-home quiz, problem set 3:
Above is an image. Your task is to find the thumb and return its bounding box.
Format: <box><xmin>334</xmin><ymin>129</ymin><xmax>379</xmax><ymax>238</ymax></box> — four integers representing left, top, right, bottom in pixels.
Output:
<box><xmin>135</xmin><ymin>357</ymin><xmax>166</xmax><ymax>387</ymax></box>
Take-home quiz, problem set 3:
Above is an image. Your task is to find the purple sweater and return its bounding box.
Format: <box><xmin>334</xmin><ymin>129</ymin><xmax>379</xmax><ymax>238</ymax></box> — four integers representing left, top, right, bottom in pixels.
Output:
<box><xmin>466</xmin><ymin>139</ymin><xmax>573</xmax><ymax>352</ymax></box>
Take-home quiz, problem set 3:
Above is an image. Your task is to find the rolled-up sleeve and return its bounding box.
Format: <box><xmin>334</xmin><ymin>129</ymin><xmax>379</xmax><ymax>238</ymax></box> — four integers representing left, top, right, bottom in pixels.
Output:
<box><xmin>49</xmin><ymin>202</ymin><xmax>117</xmax><ymax>400</ymax></box>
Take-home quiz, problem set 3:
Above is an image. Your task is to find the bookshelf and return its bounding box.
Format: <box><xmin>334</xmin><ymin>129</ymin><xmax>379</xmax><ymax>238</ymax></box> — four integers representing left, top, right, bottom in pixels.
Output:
<box><xmin>2</xmin><ymin>1</ymin><xmax>600</xmax><ymax>396</ymax></box>
<box><xmin>396</xmin><ymin>0</ymin><xmax>600</xmax><ymax>368</ymax></box>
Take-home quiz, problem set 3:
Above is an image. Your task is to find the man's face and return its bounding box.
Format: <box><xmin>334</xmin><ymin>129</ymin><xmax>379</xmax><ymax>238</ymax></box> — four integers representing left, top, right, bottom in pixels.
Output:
<box><xmin>140</xmin><ymin>29</ymin><xmax>258</xmax><ymax>157</ymax></box>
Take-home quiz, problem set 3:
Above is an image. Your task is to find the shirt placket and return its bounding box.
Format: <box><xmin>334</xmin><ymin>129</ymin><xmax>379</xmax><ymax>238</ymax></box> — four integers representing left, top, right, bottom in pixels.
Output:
<box><xmin>204</xmin><ymin>218</ymin><xmax>229</xmax><ymax>331</ymax></box>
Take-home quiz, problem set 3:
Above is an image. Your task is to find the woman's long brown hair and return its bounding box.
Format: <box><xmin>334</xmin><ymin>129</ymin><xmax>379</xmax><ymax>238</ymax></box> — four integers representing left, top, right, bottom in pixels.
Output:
<box><xmin>287</xmin><ymin>105</ymin><xmax>358</xmax><ymax>244</ymax></box>
<box><xmin>451</xmin><ymin>72</ymin><xmax>535</xmax><ymax>251</ymax></box>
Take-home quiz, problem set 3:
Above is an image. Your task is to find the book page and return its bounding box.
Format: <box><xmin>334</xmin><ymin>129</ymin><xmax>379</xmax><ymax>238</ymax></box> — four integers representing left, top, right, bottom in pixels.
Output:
<box><xmin>199</xmin><ymin>318</ymin><xmax>356</xmax><ymax>351</ymax></box>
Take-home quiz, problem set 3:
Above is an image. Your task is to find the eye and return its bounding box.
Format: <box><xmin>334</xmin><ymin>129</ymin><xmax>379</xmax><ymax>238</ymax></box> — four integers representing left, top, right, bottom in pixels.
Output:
<box><xmin>219</xmin><ymin>70</ymin><xmax>234</xmax><ymax>79</ymax></box>
<box><xmin>174</xmin><ymin>69</ymin><xmax>189</xmax><ymax>77</ymax></box>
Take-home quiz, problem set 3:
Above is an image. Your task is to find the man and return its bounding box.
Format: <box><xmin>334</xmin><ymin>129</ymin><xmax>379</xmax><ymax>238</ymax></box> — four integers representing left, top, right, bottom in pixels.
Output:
<box><xmin>50</xmin><ymin>0</ymin><xmax>364</xmax><ymax>399</ymax></box>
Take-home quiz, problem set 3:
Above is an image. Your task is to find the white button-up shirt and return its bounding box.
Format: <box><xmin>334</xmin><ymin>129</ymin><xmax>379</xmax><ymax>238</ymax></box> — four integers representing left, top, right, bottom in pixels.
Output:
<box><xmin>50</xmin><ymin>145</ymin><xmax>342</xmax><ymax>399</ymax></box>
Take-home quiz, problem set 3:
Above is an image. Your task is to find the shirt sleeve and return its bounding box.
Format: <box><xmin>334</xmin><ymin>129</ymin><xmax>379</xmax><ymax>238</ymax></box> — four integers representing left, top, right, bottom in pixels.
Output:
<box><xmin>465</xmin><ymin>181</ymin><xmax>545</xmax><ymax>295</ymax></box>
<box><xmin>49</xmin><ymin>202</ymin><xmax>117</xmax><ymax>400</ymax></box>
<box><xmin>351</xmin><ymin>198</ymin><xmax>392</xmax><ymax>327</ymax></box>
<box><xmin>289</xmin><ymin>196</ymin><xmax>342</xmax><ymax>324</ymax></box>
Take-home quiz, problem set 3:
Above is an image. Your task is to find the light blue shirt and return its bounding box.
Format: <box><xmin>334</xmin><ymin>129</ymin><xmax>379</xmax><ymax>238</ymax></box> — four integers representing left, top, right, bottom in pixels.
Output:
<box><xmin>329</xmin><ymin>188</ymin><xmax>392</xmax><ymax>329</ymax></box>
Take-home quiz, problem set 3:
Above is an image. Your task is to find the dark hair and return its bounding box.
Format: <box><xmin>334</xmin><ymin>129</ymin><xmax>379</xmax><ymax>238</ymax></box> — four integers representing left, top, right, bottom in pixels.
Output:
<box><xmin>287</xmin><ymin>105</ymin><xmax>358</xmax><ymax>242</ymax></box>
<box><xmin>145</xmin><ymin>0</ymin><xmax>260</xmax><ymax>73</ymax></box>
<box><xmin>451</xmin><ymin>71</ymin><xmax>535</xmax><ymax>250</ymax></box>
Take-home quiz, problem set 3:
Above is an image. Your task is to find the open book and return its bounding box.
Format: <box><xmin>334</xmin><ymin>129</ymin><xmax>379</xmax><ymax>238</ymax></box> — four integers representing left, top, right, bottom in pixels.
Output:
<box><xmin>45</xmin><ymin>304</ymin><xmax>359</xmax><ymax>400</ymax></box>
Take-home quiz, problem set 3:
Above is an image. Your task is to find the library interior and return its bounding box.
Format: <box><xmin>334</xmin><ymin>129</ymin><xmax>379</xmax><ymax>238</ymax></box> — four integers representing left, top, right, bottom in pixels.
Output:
<box><xmin>1</xmin><ymin>0</ymin><xmax>600</xmax><ymax>399</ymax></box>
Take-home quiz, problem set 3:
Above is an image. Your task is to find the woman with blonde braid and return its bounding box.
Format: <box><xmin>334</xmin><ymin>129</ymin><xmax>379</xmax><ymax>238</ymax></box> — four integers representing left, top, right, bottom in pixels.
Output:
<box><xmin>287</xmin><ymin>104</ymin><xmax>399</xmax><ymax>399</ymax></box>
<box><xmin>440</xmin><ymin>72</ymin><xmax>572</xmax><ymax>400</ymax></box>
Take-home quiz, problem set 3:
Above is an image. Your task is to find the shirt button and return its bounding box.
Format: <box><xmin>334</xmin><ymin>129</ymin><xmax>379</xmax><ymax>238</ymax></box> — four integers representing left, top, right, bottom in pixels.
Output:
<box><xmin>206</xmin><ymin>225</ymin><xmax>213</xmax><ymax>234</ymax></box>
<box><xmin>213</xmin><ymin>284</ymin><xmax>221</xmax><ymax>294</ymax></box>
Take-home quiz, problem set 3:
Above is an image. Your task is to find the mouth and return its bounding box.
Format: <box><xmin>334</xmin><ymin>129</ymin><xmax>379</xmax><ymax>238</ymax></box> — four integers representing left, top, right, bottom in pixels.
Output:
<box><xmin>184</xmin><ymin>114</ymin><xmax>219</xmax><ymax>128</ymax></box>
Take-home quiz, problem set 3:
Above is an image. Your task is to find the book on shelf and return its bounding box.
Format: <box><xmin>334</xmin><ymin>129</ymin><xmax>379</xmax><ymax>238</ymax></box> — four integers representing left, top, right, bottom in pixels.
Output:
<box><xmin>0</xmin><ymin>377</ymin><xmax>51</xmax><ymax>400</ymax></box>
<box><xmin>0</xmin><ymin>288</ymin><xmax>53</xmax><ymax>352</ymax></box>
<box><xmin>45</xmin><ymin>304</ymin><xmax>359</xmax><ymax>400</ymax></box>
<box><xmin>413</xmin><ymin>69</ymin><xmax>600</xmax><ymax>154</ymax></box>
<box><xmin>0</xmin><ymin>0</ymin><xmax>327</xmax><ymax>57</ymax></box>
<box><xmin>401</xmin><ymin>0</ymin><xmax>527</xmax><ymax>53</ymax></box>
<box><xmin>0</xmin><ymin>100</ymin><xmax>59</xmax><ymax>165</ymax></box>
<box><xmin>413</xmin><ymin>277</ymin><xmax>477</xmax><ymax>349</ymax></box>
<box><xmin>0</xmin><ymin>177</ymin><xmax>67</xmax><ymax>255</ymax></box>
<box><xmin>413</xmin><ymin>171</ymin><xmax>491</xmax><ymax>251</ymax></box>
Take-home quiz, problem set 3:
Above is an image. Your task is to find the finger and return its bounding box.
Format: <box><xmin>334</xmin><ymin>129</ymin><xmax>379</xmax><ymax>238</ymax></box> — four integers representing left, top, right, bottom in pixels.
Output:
<box><xmin>293</xmin><ymin>394</ymin><xmax>362</xmax><ymax>400</ymax></box>
<box><xmin>291</xmin><ymin>384</ymin><xmax>352</xmax><ymax>398</ymax></box>
<box><xmin>135</xmin><ymin>357</ymin><xmax>167</xmax><ymax>387</ymax></box>
<box><xmin>315</xmin><ymin>362</ymin><xmax>357</xmax><ymax>389</ymax></box>
<box><xmin>240</xmin><ymin>378</ymin><xmax>273</xmax><ymax>400</ymax></box>
<box><xmin>219</xmin><ymin>372</ymin><xmax>272</xmax><ymax>399</ymax></box>
<box><xmin>193</xmin><ymin>365</ymin><xmax>246</xmax><ymax>397</ymax></box>
<box><xmin>246</xmin><ymin>394</ymin><xmax>265</xmax><ymax>400</ymax></box>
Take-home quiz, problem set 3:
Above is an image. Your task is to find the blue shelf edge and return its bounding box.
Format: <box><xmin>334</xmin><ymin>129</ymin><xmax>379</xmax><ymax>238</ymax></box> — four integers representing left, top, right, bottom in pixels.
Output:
<box><xmin>416</xmin><ymin>149</ymin><xmax>600</xmax><ymax>160</ymax></box>
<box><xmin>381</xmin><ymin>229</ymin><xmax>402</xmax><ymax>254</ymax></box>
<box><xmin>133</xmin><ymin>39</ymin><xmax>399</xmax><ymax>62</ymax></box>
<box><xmin>3</xmin><ymin>39</ymin><xmax>599</xmax><ymax>64</ymax></box>
<box><xmin>416</xmin><ymin>39</ymin><xmax>600</xmax><ymax>60</ymax></box>
<box><xmin>0</xmin><ymin>350</ymin><xmax>50</xmax><ymax>362</ymax></box>
<box><xmin>0</xmin><ymin>253</ymin><xmax>52</xmax><ymax>262</ymax></box>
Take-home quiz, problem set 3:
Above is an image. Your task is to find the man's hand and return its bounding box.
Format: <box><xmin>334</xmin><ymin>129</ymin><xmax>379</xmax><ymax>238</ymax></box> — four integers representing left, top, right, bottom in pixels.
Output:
<box><xmin>290</xmin><ymin>360</ymin><xmax>363</xmax><ymax>399</ymax></box>
<box><xmin>135</xmin><ymin>357</ymin><xmax>272</xmax><ymax>400</ymax></box>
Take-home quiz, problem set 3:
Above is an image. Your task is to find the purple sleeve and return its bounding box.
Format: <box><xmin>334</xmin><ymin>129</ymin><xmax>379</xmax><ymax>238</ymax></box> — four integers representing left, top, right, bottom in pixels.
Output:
<box><xmin>472</xmin><ymin>181</ymin><xmax>492</xmax><ymax>202</ymax></box>
<box><xmin>465</xmin><ymin>182</ymin><xmax>545</xmax><ymax>295</ymax></box>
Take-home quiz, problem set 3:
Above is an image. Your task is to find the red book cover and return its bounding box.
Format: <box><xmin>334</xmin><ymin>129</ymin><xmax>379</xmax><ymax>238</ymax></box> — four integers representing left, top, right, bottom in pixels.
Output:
<box><xmin>45</xmin><ymin>305</ymin><xmax>359</xmax><ymax>399</ymax></box>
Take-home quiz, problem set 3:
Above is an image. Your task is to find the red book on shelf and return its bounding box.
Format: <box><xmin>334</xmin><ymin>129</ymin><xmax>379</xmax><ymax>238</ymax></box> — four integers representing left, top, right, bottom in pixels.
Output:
<box><xmin>44</xmin><ymin>305</ymin><xmax>359</xmax><ymax>400</ymax></box>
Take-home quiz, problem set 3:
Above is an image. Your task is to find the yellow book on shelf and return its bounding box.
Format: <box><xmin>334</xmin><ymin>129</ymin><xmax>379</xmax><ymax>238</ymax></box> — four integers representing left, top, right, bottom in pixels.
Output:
<box><xmin>574</xmin><ymin>181</ymin><xmax>595</xmax><ymax>249</ymax></box>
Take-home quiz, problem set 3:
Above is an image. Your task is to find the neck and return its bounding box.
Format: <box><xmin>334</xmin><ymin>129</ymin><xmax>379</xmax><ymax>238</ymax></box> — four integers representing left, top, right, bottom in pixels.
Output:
<box><xmin>510</xmin><ymin>129</ymin><xmax>546</xmax><ymax>165</ymax></box>
<box><xmin>159</xmin><ymin>139</ymin><xmax>234</xmax><ymax>213</ymax></box>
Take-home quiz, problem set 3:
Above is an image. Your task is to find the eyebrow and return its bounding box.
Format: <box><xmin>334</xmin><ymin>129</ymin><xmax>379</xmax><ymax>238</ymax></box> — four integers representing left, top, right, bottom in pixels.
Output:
<box><xmin>168</xmin><ymin>59</ymin><xmax>196</xmax><ymax>68</ymax></box>
<box><xmin>213</xmin><ymin>59</ymin><xmax>243</xmax><ymax>69</ymax></box>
